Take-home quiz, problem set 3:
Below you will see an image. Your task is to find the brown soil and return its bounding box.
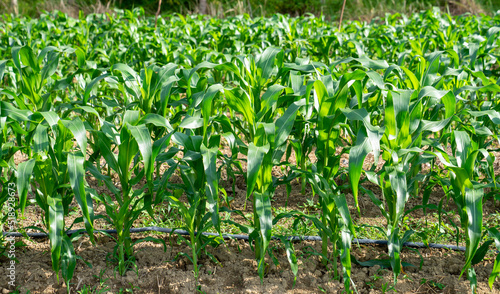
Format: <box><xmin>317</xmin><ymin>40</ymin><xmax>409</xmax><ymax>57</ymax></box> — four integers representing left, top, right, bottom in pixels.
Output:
<box><xmin>0</xmin><ymin>234</ymin><xmax>499</xmax><ymax>294</ymax></box>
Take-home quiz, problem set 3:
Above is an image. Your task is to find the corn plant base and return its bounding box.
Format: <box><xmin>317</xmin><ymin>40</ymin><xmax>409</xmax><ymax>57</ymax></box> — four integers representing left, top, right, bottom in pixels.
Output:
<box><xmin>1</xmin><ymin>235</ymin><xmax>499</xmax><ymax>293</ymax></box>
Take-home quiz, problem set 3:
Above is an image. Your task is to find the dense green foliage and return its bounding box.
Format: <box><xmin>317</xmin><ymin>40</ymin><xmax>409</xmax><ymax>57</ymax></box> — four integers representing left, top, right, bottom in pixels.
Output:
<box><xmin>1</xmin><ymin>7</ymin><xmax>500</xmax><ymax>293</ymax></box>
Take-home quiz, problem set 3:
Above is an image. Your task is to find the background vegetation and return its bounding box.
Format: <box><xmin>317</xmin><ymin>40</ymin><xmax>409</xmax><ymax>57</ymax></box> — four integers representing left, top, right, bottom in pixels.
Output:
<box><xmin>2</xmin><ymin>0</ymin><xmax>500</xmax><ymax>20</ymax></box>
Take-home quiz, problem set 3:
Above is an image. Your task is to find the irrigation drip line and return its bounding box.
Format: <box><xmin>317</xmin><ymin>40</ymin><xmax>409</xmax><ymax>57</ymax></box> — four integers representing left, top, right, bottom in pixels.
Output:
<box><xmin>3</xmin><ymin>225</ymin><xmax>467</xmax><ymax>252</ymax></box>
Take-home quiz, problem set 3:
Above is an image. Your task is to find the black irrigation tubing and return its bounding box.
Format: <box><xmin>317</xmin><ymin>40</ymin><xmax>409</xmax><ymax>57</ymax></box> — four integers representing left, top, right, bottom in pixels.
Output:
<box><xmin>3</xmin><ymin>225</ymin><xmax>467</xmax><ymax>252</ymax></box>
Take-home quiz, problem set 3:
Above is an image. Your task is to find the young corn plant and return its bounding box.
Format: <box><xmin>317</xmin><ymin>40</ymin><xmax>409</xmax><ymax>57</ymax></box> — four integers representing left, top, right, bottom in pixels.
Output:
<box><xmin>433</xmin><ymin>130</ymin><xmax>493</xmax><ymax>292</ymax></box>
<box><xmin>222</xmin><ymin>48</ymin><xmax>306</xmax><ymax>280</ymax></box>
<box><xmin>285</xmin><ymin>70</ymin><xmax>317</xmax><ymax>196</ymax></box>
<box><xmin>227</xmin><ymin>87</ymin><xmax>306</xmax><ymax>281</ymax></box>
<box><xmin>167</xmin><ymin>83</ymin><xmax>232</xmax><ymax>282</ymax></box>
<box><xmin>167</xmin><ymin>133</ymin><xmax>222</xmax><ymax>282</ymax></box>
<box><xmin>110</xmin><ymin>63</ymin><xmax>179</xmax><ymax>119</ymax></box>
<box><xmin>307</xmin><ymin>174</ymin><xmax>356</xmax><ymax>292</ymax></box>
<box><xmin>311</xmin><ymin>73</ymin><xmax>361</xmax><ymax>277</ymax></box>
<box><xmin>17</xmin><ymin>114</ymin><xmax>94</xmax><ymax>290</ymax></box>
<box><xmin>245</xmin><ymin>97</ymin><xmax>305</xmax><ymax>281</ymax></box>
<box><xmin>87</xmin><ymin>110</ymin><xmax>169</xmax><ymax>276</ymax></box>
<box><xmin>10</xmin><ymin>46</ymin><xmax>60</xmax><ymax>114</ymax></box>
<box><xmin>355</xmin><ymin>86</ymin><xmax>454</xmax><ymax>283</ymax></box>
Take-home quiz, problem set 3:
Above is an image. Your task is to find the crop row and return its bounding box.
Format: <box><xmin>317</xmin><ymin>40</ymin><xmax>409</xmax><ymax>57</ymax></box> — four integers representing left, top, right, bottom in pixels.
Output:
<box><xmin>0</xmin><ymin>8</ymin><xmax>500</xmax><ymax>293</ymax></box>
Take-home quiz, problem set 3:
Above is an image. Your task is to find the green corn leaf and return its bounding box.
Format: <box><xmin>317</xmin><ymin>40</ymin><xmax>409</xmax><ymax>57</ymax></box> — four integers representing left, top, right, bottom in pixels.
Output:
<box><xmin>313</xmin><ymin>79</ymin><xmax>328</xmax><ymax>113</ymax></box>
<box><xmin>454</xmin><ymin>130</ymin><xmax>471</xmax><ymax>168</ymax></box>
<box><xmin>138</xmin><ymin>113</ymin><xmax>174</xmax><ymax>132</ymax></box>
<box><xmin>83</xmin><ymin>73</ymin><xmax>111</xmax><ymax>106</ymax></box>
<box><xmin>343</xmin><ymin>107</ymin><xmax>385</xmax><ymax>158</ymax></box>
<box><xmin>152</xmin><ymin>132</ymin><xmax>174</xmax><ymax>160</ymax></box>
<box><xmin>334</xmin><ymin>193</ymin><xmax>355</xmax><ymax>236</ymax></box>
<box><xmin>17</xmin><ymin>159</ymin><xmax>36</xmax><ymax>215</ymax></box>
<box><xmin>468</xmin><ymin>267</ymin><xmax>478</xmax><ymax>294</ymax></box>
<box><xmin>20</xmin><ymin>46</ymin><xmax>40</xmax><ymax>73</ymax></box>
<box><xmin>167</xmin><ymin>195</ymin><xmax>192</xmax><ymax>230</ymax></box>
<box><xmin>385</xmin><ymin>91</ymin><xmax>397</xmax><ymax>141</ymax></box>
<box><xmin>275</xmin><ymin>99</ymin><xmax>306</xmax><ymax>147</ymax></box>
<box><xmin>47</xmin><ymin>194</ymin><xmax>64</xmax><ymax>282</ymax></box>
<box><xmin>60</xmin><ymin>117</ymin><xmax>87</xmax><ymax>153</ymax></box>
<box><xmin>123</xmin><ymin>110</ymin><xmax>140</xmax><ymax>126</ymax></box>
<box><xmin>257</xmin><ymin>47</ymin><xmax>281</xmax><ymax>82</ymax></box>
<box><xmin>172</xmin><ymin>132</ymin><xmax>196</xmax><ymax>151</ymax></box>
<box><xmin>388</xmin><ymin>167</ymin><xmax>408</xmax><ymax>226</ymax></box>
<box><xmin>417</xmin><ymin>117</ymin><xmax>452</xmax><ymax>133</ymax></box>
<box><xmin>246</xmin><ymin>143</ymin><xmax>269</xmax><ymax>200</ymax></box>
<box><xmin>179</xmin><ymin>115</ymin><xmax>203</xmax><ymax>129</ymax></box>
<box><xmin>40</xmin><ymin>50</ymin><xmax>59</xmax><ymax>82</ymax></box>
<box><xmin>340</xmin><ymin>228</ymin><xmax>353</xmax><ymax>292</ymax></box>
<box><xmin>201</xmin><ymin>144</ymin><xmax>220</xmax><ymax>233</ymax></box>
<box><xmin>97</xmin><ymin>132</ymin><xmax>119</xmax><ymax>173</ymax></box>
<box><xmin>349</xmin><ymin>128</ymin><xmax>370</xmax><ymax>212</ymax></box>
<box><xmin>366</xmin><ymin>70</ymin><xmax>385</xmax><ymax>89</ymax></box>
<box><xmin>421</xmin><ymin>51</ymin><xmax>443</xmax><ymax>86</ymax></box>
<box><xmin>34</xmin><ymin>124</ymin><xmax>49</xmax><ymax>154</ymax></box>
<box><xmin>67</xmin><ymin>153</ymin><xmax>94</xmax><ymax>243</ymax></box>
<box><xmin>464</xmin><ymin>150</ymin><xmax>480</xmax><ymax>179</ymax></box>
<box><xmin>77</xmin><ymin>106</ymin><xmax>103</xmax><ymax>126</ymax></box>
<box><xmin>74</xmin><ymin>46</ymin><xmax>86</xmax><ymax>68</ymax></box>
<box><xmin>11</xmin><ymin>46</ymin><xmax>22</xmax><ymax>74</ymax></box>
<box><xmin>201</xmin><ymin>84</ymin><xmax>223</xmax><ymax>139</ymax></box>
<box><xmin>33</xmin><ymin>155</ymin><xmax>55</xmax><ymax>198</ymax></box>
<box><xmin>490</xmin><ymin>254</ymin><xmax>500</xmax><ymax>290</ymax></box>
<box><xmin>335</xmin><ymin>55</ymin><xmax>389</xmax><ymax>70</ymax></box>
<box><xmin>254</xmin><ymin>190</ymin><xmax>272</xmax><ymax>280</ymax></box>
<box><xmin>0</xmin><ymin>60</ymin><xmax>7</xmax><ymax>80</ymax></box>
<box><xmin>362</xmin><ymin>186</ymin><xmax>389</xmax><ymax>220</ymax></box>
<box><xmin>392</xmin><ymin>90</ymin><xmax>411</xmax><ymax>117</ymax></box>
<box><xmin>418</xmin><ymin>87</ymin><xmax>455</xmax><ymax>119</ymax></box>
<box><xmin>400</xmin><ymin>66</ymin><xmax>420</xmax><ymax>90</ymax></box>
<box><xmin>186</xmin><ymin>61</ymin><xmax>245</xmax><ymax>86</ymax></box>
<box><xmin>0</xmin><ymin>101</ymin><xmax>31</xmax><ymax>122</ymax></box>
<box><xmin>257</xmin><ymin>84</ymin><xmax>285</xmax><ymax>122</ymax></box>
<box><xmin>117</xmin><ymin>126</ymin><xmax>139</xmax><ymax>191</ymax></box>
<box><xmin>39</xmin><ymin>111</ymin><xmax>60</xmax><ymax>132</ymax></box>
<box><xmin>159</xmin><ymin>75</ymin><xmax>179</xmax><ymax>117</ymax></box>
<box><xmin>112</xmin><ymin>63</ymin><xmax>141</xmax><ymax>98</ymax></box>
<box><xmin>396</xmin><ymin>111</ymin><xmax>411</xmax><ymax>149</ymax></box>
<box><xmin>225</xmin><ymin>88</ymin><xmax>254</xmax><ymax>126</ymax></box>
<box><xmin>279</xmin><ymin>237</ymin><xmax>298</xmax><ymax>285</ymax></box>
<box><xmin>86</xmin><ymin>164</ymin><xmax>120</xmax><ymax>197</ymax></box>
<box><xmin>388</xmin><ymin>227</ymin><xmax>402</xmax><ymax>281</ymax></box>
<box><xmin>460</xmin><ymin>187</ymin><xmax>483</xmax><ymax>279</ymax></box>
<box><xmin>471</xmin><ymin>240</ymin><xmax>493</xmax><ymax>265</ymax></box>
<box><xmin>128</xmin><ymin>124</ymin><xmax>153</xmax><ymax>181</ymax></box>
<box><xmin>60</xmin><ymin>235</ymin><xmax>77</xmax><ymax>285</ymax></box>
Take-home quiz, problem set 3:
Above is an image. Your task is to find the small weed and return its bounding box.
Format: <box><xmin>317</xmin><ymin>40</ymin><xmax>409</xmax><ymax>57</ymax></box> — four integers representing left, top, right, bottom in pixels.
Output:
<box><xmin>420</xmin><ymin>278</ymin><xmax>446</xmax><ymax>290</ymax></box>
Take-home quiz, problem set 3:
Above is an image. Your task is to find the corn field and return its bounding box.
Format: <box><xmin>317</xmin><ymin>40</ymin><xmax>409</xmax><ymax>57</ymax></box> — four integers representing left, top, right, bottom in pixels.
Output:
<box><xmin>1</xmin><ymin>7</ymin><xmax>500</xmax><ymax>294</ymax></box>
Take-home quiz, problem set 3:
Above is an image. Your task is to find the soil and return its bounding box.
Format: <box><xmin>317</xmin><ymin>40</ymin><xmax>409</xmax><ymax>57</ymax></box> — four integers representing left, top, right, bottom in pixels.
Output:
<box><xmin>1</xmin><ymin>145</ymin><xmax>500</xmax><ymax>293</ymax></box>
<box><xmin>1</xmin><ymin>235</ymin><xmax>499</xmax><ymax>294</ymax></box>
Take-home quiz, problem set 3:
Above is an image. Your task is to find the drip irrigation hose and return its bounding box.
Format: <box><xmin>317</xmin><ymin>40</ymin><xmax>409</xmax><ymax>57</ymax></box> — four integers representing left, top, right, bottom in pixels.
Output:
<box><xmin>3</xmin><ymin>225</ymin><xmax>466</xmax><ymax>251</ymax></box>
